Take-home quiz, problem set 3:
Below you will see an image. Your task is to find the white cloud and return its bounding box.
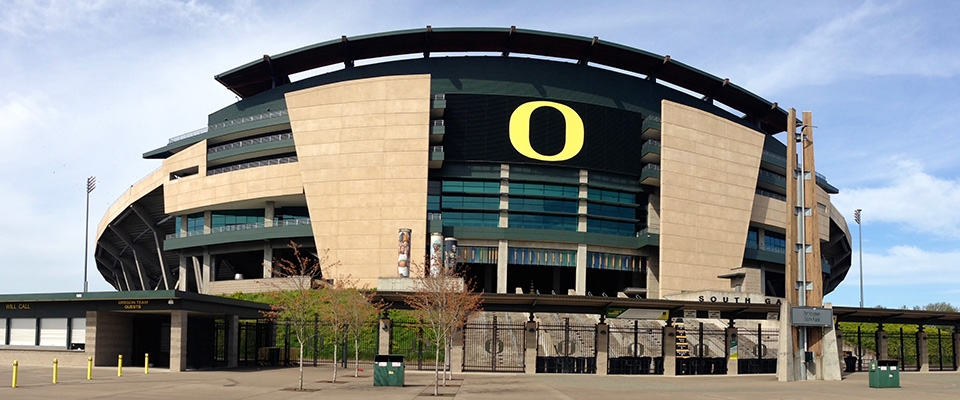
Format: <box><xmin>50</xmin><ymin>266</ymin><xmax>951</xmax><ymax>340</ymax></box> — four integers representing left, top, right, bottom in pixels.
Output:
<box><xmin>833</xmin><ymin>159</ymin><xmax>960</xmax><ymax>239</ymax></box>
<box><xmin>741</xmin><ymin>1</ymin><xmax>960</xmax><ymax>94</ymax></box>
<box><xmin>860</xmin><ymin>245</ymin><xmax>960</xmax><ymax>285</ymax></box>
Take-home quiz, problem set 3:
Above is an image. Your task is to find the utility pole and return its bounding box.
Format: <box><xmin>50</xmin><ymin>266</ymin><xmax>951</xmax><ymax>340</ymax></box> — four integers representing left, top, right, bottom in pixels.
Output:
<box><xmin>855</xmin><ymin>209</ymin><xmax>863</xmax><ymax>308</ymax></box>
<box><xmin>84</xmin><ymin>176</ymin><xmax>96</xmax><ymax>292</ymax></box>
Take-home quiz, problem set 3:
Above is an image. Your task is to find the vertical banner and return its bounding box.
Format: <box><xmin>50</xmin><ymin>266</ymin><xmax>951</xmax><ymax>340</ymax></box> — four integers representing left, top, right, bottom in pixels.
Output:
<box><xmin>397</xmin><ymin>229</ymin><xmax>412</xmax><ymax>278</ymax></box>
<box><xmin>444</xmin><ymin>237</ymin><xmax>458</xmax><ymax>272</ymax></box>
<box><xmin>429</xmin><ymin>232</ymin><xmax>444</xmax><ymax>277</ymax></box>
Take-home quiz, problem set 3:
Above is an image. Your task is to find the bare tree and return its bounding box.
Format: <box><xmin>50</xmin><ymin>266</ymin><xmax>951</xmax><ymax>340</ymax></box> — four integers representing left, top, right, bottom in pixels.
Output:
<box><xmin>262</xmin><ymin>241</ymin><xmax>335</xmax><ymax>391</ymax></box>
<box><xmin>403</xmin><ymin>266</ymin><xmax>483</xmax><ymax>396</ymax></box>
<box><xmin>343</xmin><ymin>287</ymin><xmax>388</xmax><ymax>377</ymax></box>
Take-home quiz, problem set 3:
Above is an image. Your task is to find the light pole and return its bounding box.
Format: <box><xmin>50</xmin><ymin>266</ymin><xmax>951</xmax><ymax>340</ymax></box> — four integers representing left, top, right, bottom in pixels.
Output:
<box><xmin>84</xmin><ymin>176</ymin><xmax>96</xmax><ymax>292</ymax></box>
<box><xmin>855</xmin><ymin>208</ymin><xmax>863</xmax><ymax>308</ymax></box>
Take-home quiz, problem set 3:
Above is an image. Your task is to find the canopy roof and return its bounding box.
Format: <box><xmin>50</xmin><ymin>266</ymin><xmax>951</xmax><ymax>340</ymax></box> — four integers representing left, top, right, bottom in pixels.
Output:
<box><xmin>215</xmin><ymin>26</ymin><xmax>787</xmax><ymax>134</ymax></box>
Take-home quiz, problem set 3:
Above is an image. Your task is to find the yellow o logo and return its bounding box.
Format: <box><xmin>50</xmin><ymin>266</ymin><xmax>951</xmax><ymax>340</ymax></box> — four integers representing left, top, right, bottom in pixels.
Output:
<box><xmin>509</xmin><ymin>101</ymin><xmax>584</xmax><ymax>162</ymax></box>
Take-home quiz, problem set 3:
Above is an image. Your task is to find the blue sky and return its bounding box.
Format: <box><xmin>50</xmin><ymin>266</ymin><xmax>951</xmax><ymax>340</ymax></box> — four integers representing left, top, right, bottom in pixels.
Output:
<box><xmin>2</xmin><ymin>1</ymin><xmax>958</xmax><ymax>309</ymax></box>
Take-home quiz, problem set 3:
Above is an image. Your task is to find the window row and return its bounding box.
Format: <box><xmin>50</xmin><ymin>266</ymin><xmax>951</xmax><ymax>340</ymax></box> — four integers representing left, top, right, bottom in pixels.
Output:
<box><xmin>586</xmin><ymin>218</ymin><xmax>636</xmax><ymax>236</ymax></box>
<box><xmin>442</xmin><ymin>195</ymin><xmax>500</xmax><ymax>210</ymax></box>
<box><xmin>441</xmin><ymin>212</ymin><xmax>499</xmax><ymax>227</ymax></box>
<box><xmin>587</xmin><ymin>188</ymin><xmax>636</xmax><ymax>204</ymax></box>
<box><xmin>510</xmin><ymin>214</ymin><xmax>578</xmax><ymax>231</ymax></box>
<box><xmin>509</xmin><ymin>182</ymin><xmax>578</xmax><ymax>198</ymax></box>
<box><xmin>586</xmin><ymin>203</ymin><xmax>636</xmax><ymax>219</ymax></box>
<box><xmin>509</xmin><ymin>198</ymin><xmax>577</xmax><ymax>214</ymax></box>
<box><xmin>442</xmin><ymin>180</ymin><xmax>500</xmax><ymax>194</ymax></box>
<box><xmin>0</xmin><ymin>317</ymin><xmax>85</xmax><ymax>348</ymax></box>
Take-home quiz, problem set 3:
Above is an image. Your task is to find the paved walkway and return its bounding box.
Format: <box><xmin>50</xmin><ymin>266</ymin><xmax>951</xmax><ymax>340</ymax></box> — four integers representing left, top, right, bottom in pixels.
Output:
<box><xmin>1</xmin><ymin>364</ymin><xmax>959</xmax><ymax>399</ymax></box>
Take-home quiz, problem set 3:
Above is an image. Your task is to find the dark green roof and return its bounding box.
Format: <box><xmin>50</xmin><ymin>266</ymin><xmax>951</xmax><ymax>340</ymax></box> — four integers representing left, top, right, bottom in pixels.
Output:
<box><xmin>214</xmin><ymin>26</ymin><xmax>788</xmax><ymax>134</ymax></box>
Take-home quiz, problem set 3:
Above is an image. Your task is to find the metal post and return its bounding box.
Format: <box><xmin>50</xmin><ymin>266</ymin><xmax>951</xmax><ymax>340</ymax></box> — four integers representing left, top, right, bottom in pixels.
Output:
<box><xmin>53</xmin><ymin>358</ymin><xmax>58</xmax><ymax>383</ymax></box>
<box><xmin>899</xmin><ymin>327</ymin><xmax>905</xmax><ymax>369</ymax></box>
<box><xmin>857</xmin><ymin>326</ymin><xmax>863</xmax><ymax>372</ymax></box>
<box><xmin>145</xmin><ymin>353</ymin><xmax>149</xmax><ymax>374</ymax></box>
<box><xmin>633</xmin><ymin>320</ymin><xmax>639</xmax><ymax>357</ymax></box>
<box><xmin>939</xmin><ymin>328</ymin><xmax>944</xmax><ymax>371</ymax></box>
<box><xmin>11</xmin><ymin>360</ymin><xmax>17</xmax><ymax>388</ymax></box>
<box><xmin>87</xmin><ymin>356</ymin><xmax>93</xmax><ymax>380</ymax></box>
<box><xmin>118</xmin><ymin>354</ymin><xmax>123</xmax><ymax>377</ymax></box>
<box><xmin>855</xmin><ymin>209</ymin><xmax>863</xmax><ymax>308</ymax></box>
<box><xmin>84</xmin><ymin>176</ymin><xmax>96</xmax><ymax>292</ymax></box>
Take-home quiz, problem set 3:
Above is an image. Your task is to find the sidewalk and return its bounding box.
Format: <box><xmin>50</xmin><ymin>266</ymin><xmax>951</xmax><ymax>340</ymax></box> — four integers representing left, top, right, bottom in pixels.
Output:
<box><xmin>1</xmin><ymin>363</ymin><xmax>958</xmax><ymax>399</ymax></box>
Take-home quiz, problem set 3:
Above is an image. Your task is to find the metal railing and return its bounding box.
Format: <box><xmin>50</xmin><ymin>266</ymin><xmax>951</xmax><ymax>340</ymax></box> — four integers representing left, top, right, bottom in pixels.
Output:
<box><xmin>637</xmin><ymin>223</ymin><xmax>660</xmax><ymax>236</ymax></box>
<box><xmin>168</xmin><ymin>110</ymin><xmax>289</xmax><ymax>144</ymax></box>
<box><xmin>208</xmin><ymin>132</ymin><xmax>293</xmax><ymax>154</ymax></box>
<box><xmin>430</xmin><ymin>146</ymin><xmax>444</xmax><ymax>152</ymax></box>
<box><xmin>207</xmin><ymin>156</ymin><xmax>298</xmax><ymax>176</ymax></box>
<box><xmin>755</xmin><ymin>188</ymin><xmax>786</xmax><ymax>201</ymax></box>
<box><xmin>165</xmin><ymin>218</ymin><xmax>312</xmax><ymax>240</ymax></box>
<box><xmin>431</xmin><ymin>120</ymin><xmax>445</xmax><ymax>126</ymax></box>
<box><xmin>642</xmin><ymin>164</ymin><xmax>660</xmax><ymax>172</ymax></box>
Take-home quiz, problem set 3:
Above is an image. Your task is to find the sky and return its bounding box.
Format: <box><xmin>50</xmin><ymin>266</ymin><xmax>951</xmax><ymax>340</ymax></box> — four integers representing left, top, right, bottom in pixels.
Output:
<box><xmin>2</xmin><ymin>0</ymin><xmax>959</xmax><ymax>309</ymax></box>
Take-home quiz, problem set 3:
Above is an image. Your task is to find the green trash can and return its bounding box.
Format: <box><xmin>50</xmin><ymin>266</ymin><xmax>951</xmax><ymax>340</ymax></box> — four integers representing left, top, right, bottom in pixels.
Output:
<box><xmin>868</xmin><ymin>360</ymin><xmax>900</xmax><ymax>388</ymax></box>
<box><xmin>373</xmin><ymin>354</ymin><xmax>405</xmax><ymax>387</ymax></box>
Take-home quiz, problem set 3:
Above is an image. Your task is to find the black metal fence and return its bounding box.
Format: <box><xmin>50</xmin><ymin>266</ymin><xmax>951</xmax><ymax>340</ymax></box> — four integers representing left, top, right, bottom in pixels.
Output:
<box><xmin>737</xmin><ymin>323</ymin><xmax>779</xmax><ymax>374</ymax></box>
<box><xmin>391</xmin><ymin>321</ymin><xmax>441</xmax><ymax>371</ymax></box>
<box><xmin>676</xmin><ymin>320</ymin><xmax>726</xmax><ymax>375</ymax></box>
<box><xmin>536</xmin><ymin>316</ymin><xmax>597</xmax><ymax>373</ymax></box>
<box><xmin>463</xmin><ymin>315</ymin><xmax>526</xmax><ymax>372</ymax></box>
<box><xmin>927</xmin><ymin>328</ymin><xmax>956</xmax><ymax>371</ymax></box>
<box><xmin>607</xmin><ymin>320</ymin><xmax>664</xmax><ymax>374</ymax></box>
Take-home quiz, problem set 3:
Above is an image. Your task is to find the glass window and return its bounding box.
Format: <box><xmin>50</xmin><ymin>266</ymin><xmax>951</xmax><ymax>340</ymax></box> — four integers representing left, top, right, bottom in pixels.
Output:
<box><xmin>186</xmin><ymin>213</ymin><xmax>204</xmax><ymax>233</ymax></box>
<box><xmin>508</xmin><ymin>198</ymin><xmax>577</xmax><ymax>213</ymax></box>
<box><xmin>442</xmin><ymin>180</ymin><xmax>499</xmax><ymax>194</ymax></box>
<box><xmin>510</xmin><ymin>214</ymin><xmax>577</xmax><ymax>231</ymax></box>
<box><xmin>587</xmin><ymin>188</ymin><xmax>636</xmax><ymax>204</ymax></box>
<box><xmin>746</xmin><ymin>228</ymin><xmax>759</xmax><ymax>249</ymax></box>
<box><xmin>587</xmin><ymin>203</ymin><xmax>635</xmax><ymax>219</ymax></box>
<box><xmin>211</xmin><ymin>209</ymin><xmax>265</xmax><ymax>228</ymax></box>
<box><xmin>587</xmin><ymin>218</ymin><xmax>636</xmax><ymax>236</ymax></box>
<box><xmin>442</xmin><ymin>195</ymin><xmax>499</xmax><ymax>210</ymax></box>
<box><xmin>441</xmin><ymin>212</ymin><xmax>499</xmax><ymax>227</ymax></box>
<box><xmin>427</xmin><ymin>195</ymin><xmax>441</xmax><ymax>212</ymax></box>
<box><xmin>509</xmin><ymin>183</ymin><xmax>578</xmax><ymax>198</ymax></box>
<box><xmin>764</xmin><ymin>231</ymin><xmax>786</xmax><ymax>253</ymax></box>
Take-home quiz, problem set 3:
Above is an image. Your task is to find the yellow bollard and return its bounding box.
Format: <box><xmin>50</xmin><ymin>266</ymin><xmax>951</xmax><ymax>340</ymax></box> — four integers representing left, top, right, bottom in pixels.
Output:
<box><xmin>11</xmin><ymin>360</ymin><xmax>18</xmax><ymax>388</ymax></box>
<box><xmin>87</xmin><ymin>356</ymin><xmax>93</xmax><ymax>380</ymax></box>
<box><xmin>118</xmin><ymin>354</ymin><xmax>123</xmax><ymax>377</ymax></box>
<box><xmin>53</xmin><ymin>358</ymin><xmax>59</xmax><ymax>384</ymax></box>
<box><xmin>144</xmin><ymin>353</ymin><xmax>149</xmax><ymax>375</ymax></box>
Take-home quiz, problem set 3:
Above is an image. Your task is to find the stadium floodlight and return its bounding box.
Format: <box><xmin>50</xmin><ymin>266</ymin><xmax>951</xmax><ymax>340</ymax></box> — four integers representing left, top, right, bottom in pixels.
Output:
<box><xmin>855</xmin><ymin>208</ymin><xmax>863</xmax><ymax>308</ymax></box>
<box><xmin>84</xmin><ymin>176</ymin><xmax>96</xmax><ymax>292</ymax></box>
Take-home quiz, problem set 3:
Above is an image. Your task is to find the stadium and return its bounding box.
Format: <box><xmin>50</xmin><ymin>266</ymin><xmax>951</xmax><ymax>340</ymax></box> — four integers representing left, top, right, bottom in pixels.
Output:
<box><xmin>94</xmin><ymin>26</ymin><xmax>851</xmax><ymax>302</ymax></box>
<box><xmin>18</xmin><ymin>27</ymin><xmax>960</xmax><ymax>378</ymax></box>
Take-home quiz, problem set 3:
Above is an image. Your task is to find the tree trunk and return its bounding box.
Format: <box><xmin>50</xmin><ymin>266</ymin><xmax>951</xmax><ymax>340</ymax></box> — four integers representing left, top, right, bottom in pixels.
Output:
<box><xmin>434</xmin><ymin>338</ymin><xmax>441</xmax><ymax>396</ymax></box>
<box><xmin>298</xmin><ymin>343</ymin><xmax>305</xmax><ymax>390</ymax></box>
<box><xmin>354</xmin><ymin>335</ymin><xmax>360</xmax><ymax>377</ymax></box>
<box><xmin>332</xmin><ymin>334</ymin><xmax>339</xmax><ymax>383</ymax></box>
<box><xmin>442</xmin><ymin>336</ymin><xmax>447</xmax><ymax>385</ymax></box>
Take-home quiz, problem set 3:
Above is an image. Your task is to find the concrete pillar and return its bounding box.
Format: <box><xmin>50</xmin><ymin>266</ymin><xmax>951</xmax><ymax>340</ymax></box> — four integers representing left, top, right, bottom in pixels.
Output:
<box><xmin>917</xmin><ymin>328</ymin><xmax>929</xmax><ymax>372</ymax></box>
<box><xmin>645</xmin><ymin>255</ymin><xmax>660</xmax><ymax>299</ymax></box>
<box><xmin>227</xmin><ymin>315</ymin><xmax>239</xmax><ymax>368</ymax></box>
<box><xmin>497</xmin><ymin>240</ymin><xmax>508</xmax><ymax>294</ymax></box>
<box><xmin>820</xmin><ymin>317</ymin><xmax>842</xmax><ymax>380</ymax></box>
<box><xmin>203</xmin><ymin>210</ymin><xmax>212</xmax><ymax>234</ymax></box>
<box><xmin>596</xmin><ymin>322</ymin><xmax>609</xmax><ymax>375</ymax></box>
<box><xmin>662</xmin><ymin>325</ymin><xmax>677</xmax><ymax>376</ymax></box>
<box><xmin>450</xmin><ymin>327</ymin><xmax>464</xmax><ymax>374</ymax></box>
<box><xmin>200</xmin><ymin>249</ymin><xmax>212</xmax><ymax>293</ymax></box>
<box><xmin>575</xmin><ymin>244</ymin><xmax>587</xmax><ymax>295</ymax></box>
<box><xmin>725</xmin><ymin>326</ymin><xmax>738</xmax><ymax>375</ymax></box>
<box><xmin>170</xmin><ymin>310</ymin><xmax>188</xmax><ymax>372</ymax></box>
<box><xmin>177</xmin><ymin>255</ymin><xmax>187</xmax><ymax>291</ymax></box>
<box><xmin>524</xmin><ymin>320</ymin><xmax>538</xmax><ymax>374</ymax></box>
<box><xmin>84</xmin><ymin>311</ymin><xmax>97</xmax><ymax>364</ymax></box>
<box><xmin>953</xmin><ymin>331</ymin><xmax>960</xmax><ymax>372</ymax></box>
<box><xmin>378</xmin><ymin>318</ymin><xmax>392</xmax><ymax>355</ymax></box>
<box><xmin>876</xmin><ymin>327</ymin><xmax>889</xmax><ymax>360</ymax></box>
<box><xmin>263</xmin><ymin>243</ymin><xmax>273</xmax><ymax>279</ymax></box>
<box><xmin>264</xmin><ymin>201</ymin><xmax>275</xmax><ymax>228</ymax></box>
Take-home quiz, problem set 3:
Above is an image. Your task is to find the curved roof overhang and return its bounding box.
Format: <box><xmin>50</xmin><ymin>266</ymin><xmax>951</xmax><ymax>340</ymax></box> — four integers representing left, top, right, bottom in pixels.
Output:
<box><xmin>215</xmin><ymin>26</ymin><xmax>788</xmax><ymax>134</ymax></box>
